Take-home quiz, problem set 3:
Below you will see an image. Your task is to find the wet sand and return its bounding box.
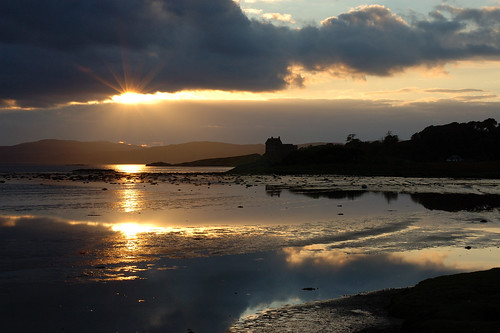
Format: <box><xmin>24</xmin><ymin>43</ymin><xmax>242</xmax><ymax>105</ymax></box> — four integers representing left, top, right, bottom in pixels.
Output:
<box><xmin>230</xmin><ymin>289</ymin><xmax>403</xmax><ymax>332</ymax></box>
<box><xmin>231</xmin><ymin>267</ymin><xmax>500</xmax><ymax>333</ymax></box>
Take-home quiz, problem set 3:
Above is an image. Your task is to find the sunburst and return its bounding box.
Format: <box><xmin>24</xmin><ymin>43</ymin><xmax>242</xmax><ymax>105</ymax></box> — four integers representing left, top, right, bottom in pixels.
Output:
<box><xmin>80</xmin><ymin>47</ymin><xmax>166</xmax><ymax>104</ymax></box>
<box><xmin>111</xmin><ymin>91</ymin><xmax>162</xmax><ymax>104</ymax></box>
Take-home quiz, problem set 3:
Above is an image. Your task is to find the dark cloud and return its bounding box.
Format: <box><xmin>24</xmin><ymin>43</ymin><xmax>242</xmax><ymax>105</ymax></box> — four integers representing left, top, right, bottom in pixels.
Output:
<box><xmin>1</xmin><ymin>1</ymin><xmax>500</xmax><ymax>108</ymax></box>
<box><xmin>301</xmin><ymin>5</ymin><xmax>500</xmax><ymax>75</ymax></box>
<box><xmin>425</xmin><ymin>88</ymin><xmax>484</xmax><ymax>93</ymax></box>
<box><xmin>455</xmin><ymin>94</ymin><xmax>497</xmax><ymax>101</ymax></box>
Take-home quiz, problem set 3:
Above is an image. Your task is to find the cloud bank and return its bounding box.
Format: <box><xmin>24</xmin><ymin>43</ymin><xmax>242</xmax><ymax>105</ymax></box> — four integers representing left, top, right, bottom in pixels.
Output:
<box><xmin>2</xmin><ymin>98</ymin><xmax>500</xmax><ymax>146</ymax></box>
<box><xmin>2</xmin><ymin>1</ymin><xmax>500</xmax><ymax>108</ymax></box>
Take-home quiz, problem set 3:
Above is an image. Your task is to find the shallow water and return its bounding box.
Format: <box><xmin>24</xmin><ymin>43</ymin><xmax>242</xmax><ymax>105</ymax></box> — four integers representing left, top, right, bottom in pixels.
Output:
<box><xmin>1</xmin><ymin>170</ymin><xmax>500</xmax><ymax>332</ymax></box>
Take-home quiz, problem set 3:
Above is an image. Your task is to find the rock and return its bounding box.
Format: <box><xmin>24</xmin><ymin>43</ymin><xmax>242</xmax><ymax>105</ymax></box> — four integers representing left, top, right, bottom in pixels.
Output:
<box><xmin>465</xmin><ymin>246</ymin><xmax>472</xmax><ymax>250</ymax></box>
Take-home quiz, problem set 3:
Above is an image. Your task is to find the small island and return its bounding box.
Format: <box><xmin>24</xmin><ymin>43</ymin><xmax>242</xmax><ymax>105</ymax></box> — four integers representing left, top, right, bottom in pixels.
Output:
<box><xmin>146</xmin><ymin>154</ymin><xmax>261</xmax><ymax>168</ymax></box>
<box><xmin>145</xmin><ymin>161</ymin><xmax>173</xmax><ymax>166</ymax></box>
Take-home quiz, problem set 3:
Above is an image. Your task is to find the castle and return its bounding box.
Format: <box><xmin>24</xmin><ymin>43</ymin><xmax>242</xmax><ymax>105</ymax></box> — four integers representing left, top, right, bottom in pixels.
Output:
<box><xmin>265</xmin><ymin>137</ymin><xmax>297</xmax><ymax>162</ymax></box>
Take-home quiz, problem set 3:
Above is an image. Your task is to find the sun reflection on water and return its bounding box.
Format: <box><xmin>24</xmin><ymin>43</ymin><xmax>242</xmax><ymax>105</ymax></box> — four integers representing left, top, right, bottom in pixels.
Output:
<box><xmin>112</xmin><ymin>223</ymin><xmax>162</xmax><ymax>237</ymax></box>
<box><xmin>118</xmin><ymin>186</ymin><xmax>141</xmax><ymax>212</ymax></box>
<box><xmin>112</xmin><ymin>164</ymin><xmax>147</xmax><ymax>173</ymax></box>
<box><xmin>110</xmin><ymin>222</ymin><xmax>229</xmax><ymax>239</ymax></box>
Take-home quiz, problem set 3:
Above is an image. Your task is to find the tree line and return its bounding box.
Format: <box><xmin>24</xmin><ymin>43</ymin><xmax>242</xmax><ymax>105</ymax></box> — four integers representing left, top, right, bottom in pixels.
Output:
<box><xmin>281</xmin><ymin>118</ymin><xmax>500</xmax><ymax>165</ymax></box>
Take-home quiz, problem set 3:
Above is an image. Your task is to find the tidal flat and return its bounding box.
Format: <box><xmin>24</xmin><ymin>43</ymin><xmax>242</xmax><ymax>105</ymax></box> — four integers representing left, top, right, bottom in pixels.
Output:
<box><xmin>1</xmin><ymin>168</ymin><xmax>500</xmax><ymax>332</ymax></box>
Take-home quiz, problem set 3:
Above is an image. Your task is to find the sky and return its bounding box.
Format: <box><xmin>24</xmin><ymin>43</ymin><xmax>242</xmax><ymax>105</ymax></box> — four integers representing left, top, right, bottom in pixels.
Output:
<box><xmin>2</xmin><ymin>0</ymin><xmax>500</xmax><ymax>146</ymax></box>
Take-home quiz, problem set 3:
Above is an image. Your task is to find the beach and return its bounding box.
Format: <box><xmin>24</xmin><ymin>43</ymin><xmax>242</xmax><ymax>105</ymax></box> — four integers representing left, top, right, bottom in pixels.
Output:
<box><xmin>1</xmin><ymin>167</ymin><xmax>500</xmax><ymax>332</ymax></box>
<box><xmin>229</xmin><ymin>288</ymin><xmax>403</xmax><ymax>332</ymax></box>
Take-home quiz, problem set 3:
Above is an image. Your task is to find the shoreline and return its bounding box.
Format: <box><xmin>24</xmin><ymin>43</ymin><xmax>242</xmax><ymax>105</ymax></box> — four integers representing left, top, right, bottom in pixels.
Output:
<box><xmin>230</xmin><ymin>288</ymin><xmax>404</xmax><ymax>332</ymax></box>
<box><xmin>230</xmin><ymin>268</ymin><xmax>500</xmax><ymax>332</ymax></box>
<box><xmin>230</xmin><ymin>160</ymin><xmax>500</xmax><ymax>180</ymax></box>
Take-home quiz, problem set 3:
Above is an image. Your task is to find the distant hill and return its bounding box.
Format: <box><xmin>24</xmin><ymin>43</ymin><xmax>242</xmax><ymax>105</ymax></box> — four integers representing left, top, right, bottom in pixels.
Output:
<box><xmin>0</xmin><ymin>139</ymin><xmax>265</xmax><ymax>165</ymax></box>
<box><xmin>296</xmin><ymin>142</ymin><xmax>333</xmax><ymax>148</ymax></box>
<box><xmin>176</xmin><ymin>154</ymin><xmax>262</xmax><ymax>167</ymax></box>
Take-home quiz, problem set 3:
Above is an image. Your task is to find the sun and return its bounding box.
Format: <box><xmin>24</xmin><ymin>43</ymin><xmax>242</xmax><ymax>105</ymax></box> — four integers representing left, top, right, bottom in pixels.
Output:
<box><xmin>112</xmin><ymin>91</ymin><xmax>169</xmax><ymax>104</ymax></box>
<box><xmin>110</xmin><ymin>90</ymin><xmax>189</xmax><ymax>104</ymax></box>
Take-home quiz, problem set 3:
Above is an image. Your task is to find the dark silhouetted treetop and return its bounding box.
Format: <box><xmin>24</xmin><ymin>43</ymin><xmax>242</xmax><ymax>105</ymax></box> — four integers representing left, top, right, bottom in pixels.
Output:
<box><xmin>410</xmin><ymin>118</ymin><xmax>500</xmax><ymax>161</ymax></box>
<box><xmin>383</xmin><ymin>131</ymin><xmax>399</xmax><ymax>145</ymax></box>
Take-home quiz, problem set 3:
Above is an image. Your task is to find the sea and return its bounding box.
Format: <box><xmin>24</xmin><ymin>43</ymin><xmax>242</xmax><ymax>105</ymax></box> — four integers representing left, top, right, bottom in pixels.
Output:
<box><xmin>1</xmin><ymin>164</ymin><xmax>500</xmax><ymax>332</ymax></box>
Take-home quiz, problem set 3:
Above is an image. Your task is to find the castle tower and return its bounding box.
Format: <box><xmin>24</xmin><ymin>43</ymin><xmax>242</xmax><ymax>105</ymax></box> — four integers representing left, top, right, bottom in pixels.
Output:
<box><xmin>265</xmin><ymin>136</ymin><xmax>297</xmax><ymax>162</ymax></box>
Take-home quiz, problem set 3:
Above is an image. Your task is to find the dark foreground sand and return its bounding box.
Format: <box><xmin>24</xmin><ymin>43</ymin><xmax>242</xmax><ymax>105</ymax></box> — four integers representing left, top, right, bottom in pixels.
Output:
<box><xmin>230</xmin><ymin>268</ymin><xmax>500</xmax><ymax>333</ymax></box>
<box><xmin>230</xmin><ymin>289</ymin><xmax>403</xmax><ymax>332</ymax></box>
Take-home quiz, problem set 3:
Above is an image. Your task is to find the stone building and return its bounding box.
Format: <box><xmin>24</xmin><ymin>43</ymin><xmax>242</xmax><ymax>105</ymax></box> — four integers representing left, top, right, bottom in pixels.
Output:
<box><xmin>265</xmin><ymin>137</ymin><xmax>297</xmax><ymax>162</ymax></box>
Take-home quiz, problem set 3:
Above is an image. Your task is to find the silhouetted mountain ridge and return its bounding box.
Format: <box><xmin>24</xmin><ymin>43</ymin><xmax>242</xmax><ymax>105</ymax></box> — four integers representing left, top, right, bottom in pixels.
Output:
<box><xmin>0</xmin><ymin>139</ymin><xmax>265</xmax><ymax>165</ymax></box>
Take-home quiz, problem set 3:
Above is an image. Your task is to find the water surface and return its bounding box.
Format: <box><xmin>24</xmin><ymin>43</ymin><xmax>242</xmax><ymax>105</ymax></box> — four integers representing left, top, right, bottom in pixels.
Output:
<box><xmin>1</xmin><ymin>169</ymin><xmax>500</xmax><ymax>332</ymax></box>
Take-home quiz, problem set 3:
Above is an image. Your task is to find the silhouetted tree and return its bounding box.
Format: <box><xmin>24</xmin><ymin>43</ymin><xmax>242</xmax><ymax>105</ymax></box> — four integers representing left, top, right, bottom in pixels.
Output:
<box><xmin>383</xmin><ymin>131</ymin><xmax>399</xmax><ymax>145</ymax></box>
<box><xmin>345</xmin><ymin>133</ymin><xmax>361</xmax><ymax>145</ymax></box>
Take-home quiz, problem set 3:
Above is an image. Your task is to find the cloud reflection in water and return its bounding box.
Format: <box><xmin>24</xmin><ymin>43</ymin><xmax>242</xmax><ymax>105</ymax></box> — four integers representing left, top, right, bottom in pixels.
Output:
<box><xmin>2</xmin><ymin>212</ymin><xmax>500</xmax><ymax>332</ymax></box>
<box><xmin>4</xmin><ymin>243</ymin><xmax>498</xmax><ymax>332</ymax></box>
<box><xmin>2</xmin><ymin>176</ymin><xmax>500</xmax><ymax>332</ymax></box>
<box><xmin>2</xmin><ymin>211</ymin><xmax>500</xmax><ymax>283</ymax></box>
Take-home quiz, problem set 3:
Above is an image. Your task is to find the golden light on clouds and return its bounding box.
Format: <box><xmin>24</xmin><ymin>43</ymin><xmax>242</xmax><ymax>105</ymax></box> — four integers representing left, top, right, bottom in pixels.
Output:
<box><xmin>76</xmin><ymin>54</ymin><xmax>500</xmax><ymax>107</ymax></box>
<box><xmin>108</xmin><ymin>89</ymin><xmax>272</xmax><ymax>104</ymax></box>
<box><xmin>66</xmin><ymin>58</ymin><xmax>500</xmax><ymax>110</ymax></box>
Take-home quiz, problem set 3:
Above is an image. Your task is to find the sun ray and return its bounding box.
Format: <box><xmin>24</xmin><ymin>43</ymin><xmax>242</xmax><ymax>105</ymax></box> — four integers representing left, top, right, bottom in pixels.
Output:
<box><xmin>79</xmin><ymin>45</ymin><xmax>168</xmax><ymax>104</ymax></box>
<box><xmin>78</xmin><ymin>66</ymin><xmax>123</xmax><ymax>93</ymax></box>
